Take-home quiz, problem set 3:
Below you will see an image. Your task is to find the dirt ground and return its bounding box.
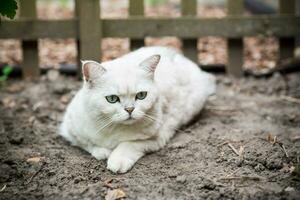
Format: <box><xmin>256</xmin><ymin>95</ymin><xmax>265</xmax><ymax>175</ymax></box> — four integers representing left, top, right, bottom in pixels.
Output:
<box><xmin>0</xmin><ymin>72</ymin><xmax>300</xmax><ymax>200</ymax></box>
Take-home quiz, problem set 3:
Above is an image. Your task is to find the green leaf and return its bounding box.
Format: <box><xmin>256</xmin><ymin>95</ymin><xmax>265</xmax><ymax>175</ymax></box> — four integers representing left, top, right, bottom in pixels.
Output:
<box><xmin>0</xmin><ymin>0</ymin><xmax>18</xmax><ymax>19</ymax></box>
<box><xmin>3</xmin><ymin>65</ymin><xmax>13</xmax><ymax>76</ymax></box>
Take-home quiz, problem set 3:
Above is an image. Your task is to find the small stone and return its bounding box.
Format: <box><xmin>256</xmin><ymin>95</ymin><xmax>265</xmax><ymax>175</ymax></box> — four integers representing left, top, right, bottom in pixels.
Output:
<box><xmin>176</xmin><ymin>175</ymin><xmax>186</xmax><ymax>183</ymax></box>
<box><xmin>254</xmin><ymin>164</ymin><xmax>265</xmax><ymax>172</ymax></box>
<box><xmin>48</xmin><ymin>170</ymin><xmax>56</xmax><ymax>176</ymax></box>
<box><xmin>266</xmin><ymin>157</ymin><xmax>283</xmax><ymax>170</ymax></box>
<box><xmin>74</xmin><ymin>177</ymin><xmax>83</xmax><ymax>184</ymax></box>
<box><xmin>47</xmin><ymin>70</ymin><xmax>60</xmax><ymax>82</ymax></box>
<box><xmin>284</xmin><ymin>187</ymin><xmax>295</xmax><ymax>192</ymax></box>
<box><xmin>9</xmin><ymin>135</ymin><xmax>23</xmax><ymax>145</ymax></box>
<box><xmin>168</xmin><ymin>171</ymin><xmax>178</xmax><ymax>178</ymax></box>
<box><xmin>53</xmin><ymin>83</ymin><xmax>70</xmax><ymax>95</ymax></box>
<box><xmin>201</xmin><ymin>178</ymin><xmax>216</xmax><ymax>190</ymax></box>
<box><xmin>236</xmin><ymin>159</ymin><xmax>243</xmax><ymax>167</ymax></box>
<box><xmin>223</xmin><ymin>77</ymin><xmax>232</xmax><ymax>86</ymax></box>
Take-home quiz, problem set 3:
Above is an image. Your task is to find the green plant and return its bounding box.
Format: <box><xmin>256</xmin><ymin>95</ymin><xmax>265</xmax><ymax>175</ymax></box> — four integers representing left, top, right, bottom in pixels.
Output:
<box><xmin>0</xmin><ymin>0</ymin><xmax>18</xmax><ymax>19</ymax></box>
<box><xmin>0</xmin><ymin>65</ymin><xmax>13</xmax><ymax>82</ymax></box>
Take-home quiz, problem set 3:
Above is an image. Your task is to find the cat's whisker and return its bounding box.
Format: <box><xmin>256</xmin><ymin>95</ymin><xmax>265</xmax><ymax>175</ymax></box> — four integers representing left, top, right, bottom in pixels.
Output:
<box><xmin>108</xmin><ymin>124</ymin><xmax>117</xmax><ymax>134</ymax></box>
<box><xmin>94</xmin><ymin>115</ymin><xmax>114</xmax><ymax>127</ymax></box>
<box><xmin>94</xmin><ymin>119</ymin><xmax>110</xmax><ymax>129</ymax></box>
<box><xmin>96</xmin><ymin>120</ymin><xmax>114</xmax><ymax>134</ymax></box>
<box><xmin>95</xmin><ymin>115</ymin><xmax>110</xmax><ymax>123</ymax></box>
<box><xmin>93</xmin><ymin>115</ymin><xmax>115</xmax><ymax>134</ymax></box>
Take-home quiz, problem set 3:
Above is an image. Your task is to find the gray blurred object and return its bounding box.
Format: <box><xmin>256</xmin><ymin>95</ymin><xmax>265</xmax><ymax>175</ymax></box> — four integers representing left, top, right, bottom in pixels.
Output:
<box><xmin>245</xmin><ymin>0</ymin><xmax>276</xmax><ymax>14</ymax></box>
<box><xmin>198</xmin><ymin>0</ymin><xmax>277</xmax><ymax>14</ymax></box>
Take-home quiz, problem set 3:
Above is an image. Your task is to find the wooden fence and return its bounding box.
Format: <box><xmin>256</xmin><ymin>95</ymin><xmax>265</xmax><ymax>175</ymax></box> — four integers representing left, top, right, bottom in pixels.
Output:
<box><xmin>0</xmin><ymin>0</ymin><xmax>300</xmax><ymax>78</ymax></box>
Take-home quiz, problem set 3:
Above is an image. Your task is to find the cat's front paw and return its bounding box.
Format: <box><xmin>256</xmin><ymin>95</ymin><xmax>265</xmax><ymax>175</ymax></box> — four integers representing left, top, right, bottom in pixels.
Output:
<box><xmin>107</xmin><ymin>155</ymin><xmax>136</xmax><ymax>173</ymax></box>
<box><xmin>91</xmin><ymin>147</ymin><xmax>111</xmax><ymax>160</ymax></box>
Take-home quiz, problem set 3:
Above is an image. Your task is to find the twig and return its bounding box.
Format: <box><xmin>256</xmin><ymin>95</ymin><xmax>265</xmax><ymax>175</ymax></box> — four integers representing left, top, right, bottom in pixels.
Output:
<box><xmin>228</xmin><ymin>143</ymin><xmax>240</xmax><ymax>156</ymax></box>
<box><xmin>267</xmin><ymin>133</ymin><xmax>289</xmax><ymax>158</ymax></box>
<box><xmin>25</xmin><ymin>163</ymin><xmax>45</xmax><ymax>185</ymax></box>
<box><xmin>217</xmin><ymin>141</ymin><xmax>229</xmax><ymax>147</ymax></box>
<box><xmin>278</xmin><ymin>142</ymin><xmax>289</xmax><ymax>158</ymax></box>
<box><xmin>291</xmin><ymin>136</ymin><xmax>300</xmax><ymax>142</ymax></box>
<box><xmin>0</xmin><ymin>184</ymin><xmax>6</xmax><ymax>192</ymax></box>
<box><xmin>227</xmin><ymin>168</ymin><xmax>241</xmax><ymax>177</ymax></box>
<box><xmin>281</xmin><ymin>95</ymin><xmax>300</xmax><ymax>104</ymax></box>
<box><xmin>205</xmin><ymin>106</ymin><xmax>237</xmax><ymax>112</ymax></box>
<box><xmin>238</xmin><ymin>146</ymin><xmax>245</xmax><ymax>159</ymax></box>
<box><xmin>103</xmin><ymin>178</ymin><xmax>114</xmax><ymax>189</ymax></box>
<box><xmin>218</xmin><ymin>175</ymin><xmax>265</xmax><ymax>182</ymax></box>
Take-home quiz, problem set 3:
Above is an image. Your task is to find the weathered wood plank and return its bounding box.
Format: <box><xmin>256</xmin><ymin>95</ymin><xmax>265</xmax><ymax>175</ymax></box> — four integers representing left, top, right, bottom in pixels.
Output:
<box><xmin>1</xmin><ymin>16</ymin><xmax>300</xmax><ymax>39</ymax></box>
<box><xmin>279</xmin><ymin>0</ymin><xmax>295</xmax><ymax>60</ymax></box>
<box><xmin>129</xmin><ymin>0</ymin><xmax>144</xmax><ymax>50</ymax></box>
<box><xmin>296</xmin><ymin>0</ymin><xmax>300</xmax><ymax>48</ymax></box>
<box><xmin>76</xmin><ymin>0</ymin><xmax>101</xmax><ymax>75</ymax></box>
<box><xmin>0</xmin><ymin>20</ymin><xmax>77</xmax><ymax>39</ymax></box>
<box><xmin>102</xmin><ymin>16</ymin><xmax>300</xmax><ymax>38</ymax></box>
<box><xmin>227</xmin><ymin>0</ymin><xmax>244</xmax><ymax>77</ymax></box>
<box><xmin>20</xmin><ymin>0</ymin><xmax>39</xmax><ymax>78</ymax></box>
<box><xmin>181</xmin><ymin>0</ymin><xmax>198</xmax><ymax>63</ymax></box>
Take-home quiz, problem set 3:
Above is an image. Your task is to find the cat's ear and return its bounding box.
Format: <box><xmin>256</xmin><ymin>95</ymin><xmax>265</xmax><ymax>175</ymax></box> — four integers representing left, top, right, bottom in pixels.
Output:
<box><xmin>81</xmin><ymin>60</ymin><xmax>106</xmax><ymax>83</ymax></box>
<box><xmin>139</xmin><ymin>55</ymin><xmax>160</xmax><ymax>77</ymax></box>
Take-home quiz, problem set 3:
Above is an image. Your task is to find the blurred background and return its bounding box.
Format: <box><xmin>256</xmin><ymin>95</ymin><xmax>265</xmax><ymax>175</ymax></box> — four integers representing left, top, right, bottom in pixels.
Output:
<box><xmin>1</xmin><ymin>0</ymin><xmax>297</xmax><ymax>74</ymax></box>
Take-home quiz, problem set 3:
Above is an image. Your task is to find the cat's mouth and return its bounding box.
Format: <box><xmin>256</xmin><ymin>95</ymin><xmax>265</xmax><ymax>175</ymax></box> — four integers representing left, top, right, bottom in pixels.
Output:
<box><xmin>121</xmin><ymin>116</ymin><xmax>136</xmax><ymax>124</ymax></box>
<box><xmin>126</xmin><ymin>116</ymin><xmax>135</xmax><ymax>121</ymax></box>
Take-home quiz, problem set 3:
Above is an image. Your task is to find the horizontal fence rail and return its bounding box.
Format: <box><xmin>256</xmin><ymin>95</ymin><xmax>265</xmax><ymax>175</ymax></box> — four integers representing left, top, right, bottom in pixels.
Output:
<box><xmin>1</xmin><ymin>16</ymin><xmax>300</xmax><ymax>39</ymax></box>
<box><xmin>0</xmin><ymin>0</ymin><xmax>299</xmax><ymax>78</ymax></box>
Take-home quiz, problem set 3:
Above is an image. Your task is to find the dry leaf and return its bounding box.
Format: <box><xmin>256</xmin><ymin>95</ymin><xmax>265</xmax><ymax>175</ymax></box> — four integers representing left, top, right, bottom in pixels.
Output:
<box><xmin>6</xmin><ymin>83</ymin><xmax>24</xmax><ymax>93</ymax></box>
<box><xmin>26</xmin><ymin>157</ymin><xmax>43</xmax><ymax>163</ymax></box>
<box><xmin>28</xmin><ymin>116</ymin><xmax>36</xmax><ymax>124</ymax></box>
<box><xmin>267</xmin><ymin>133</ymin><xmax>277</xmax><ymax>144</ymax></box>
<box><xmin>60</xmin><ymin>94</ymin><xmax>70</xmax><ymax>104</ymax></box>
<box><xmin>103</xmin><ymin>179</ymin><xmax>114</xmax><ymax>189</ymax></box>
<box><xmin>105</xmin><ymin>189</ymin><xmax>126</xmax><ymax>200</ymax></box>
<box><xmin>2</xmin><ymin>97</ymin><xmax>16</xmax><ymax>108</ymax></box>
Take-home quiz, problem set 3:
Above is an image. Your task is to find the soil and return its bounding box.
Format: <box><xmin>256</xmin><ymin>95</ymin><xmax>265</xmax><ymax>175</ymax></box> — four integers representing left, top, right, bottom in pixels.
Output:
<box><xmin>0</xmin><ymin>72</ymin><xmax>300</xmax><ymax>200</ymax></box>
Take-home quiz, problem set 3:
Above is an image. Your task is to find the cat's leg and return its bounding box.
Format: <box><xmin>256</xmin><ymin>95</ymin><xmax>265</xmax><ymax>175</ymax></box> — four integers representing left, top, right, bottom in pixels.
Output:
<box><xmin>107</xmin><ymin>138</ymin><xmax>164</xmax><ymax>173</ymax></box>
<box><xmin>86</xmin><ymin>146</ymin><xmax>112</xmax><ymax>160</ymax></box>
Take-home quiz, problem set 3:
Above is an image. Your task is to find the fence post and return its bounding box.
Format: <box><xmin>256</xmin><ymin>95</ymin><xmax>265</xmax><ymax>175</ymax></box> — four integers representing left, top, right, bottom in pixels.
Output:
<box><xmin>75</xmin><ymin>0</ymin><xmax>101</xmax><ymax>77</ymax></box>
<box><xmin>129</xmin><ymin>0</ymin><xmax>145</xmax><ymax>50</ymax></box>
<box><xmin>296</xmin><ymin>0</ymin><xmax>300</xmax><ymax>48</ymax></box>
<box><xmin>19</xmin><ymin>0</ymin><xmax>39</xmax><ymax>79</ymax></box>
<box><xmin>279</xmin><ymin>0</ymin><xmax>295</xmax><ymax>60</ymax></box>
<box><xmin>227</xmin><ymin>0</ymin><xmax>244</xmax><ymax>77</ymax></box>
<box><xmin>181</xmin><ymin>0</ymin><xmax>198</xmax><ymax>63</ymax></box>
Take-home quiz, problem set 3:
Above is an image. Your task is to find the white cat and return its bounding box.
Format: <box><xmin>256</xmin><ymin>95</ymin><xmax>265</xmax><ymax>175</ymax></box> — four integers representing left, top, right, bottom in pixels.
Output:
<box><xmin>59</xmin><ymin>46</ymin><xmax>215</xmax><ymax>173</ymax></box>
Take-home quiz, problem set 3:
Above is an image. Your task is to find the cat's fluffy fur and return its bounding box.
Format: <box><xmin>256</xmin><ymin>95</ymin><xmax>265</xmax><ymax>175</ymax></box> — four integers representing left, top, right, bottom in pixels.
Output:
<box><xmin>60</xmin><ymin>46</ymin><xmax>215</xmax><ymax>173</ymax></box>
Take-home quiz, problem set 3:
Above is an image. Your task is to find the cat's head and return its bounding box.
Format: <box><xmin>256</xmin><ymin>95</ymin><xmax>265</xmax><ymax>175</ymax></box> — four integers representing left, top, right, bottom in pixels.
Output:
<box><xmin>81</xmin><ymin>55</ymin><xmax>160</xmax><ymax>125</ymax></box>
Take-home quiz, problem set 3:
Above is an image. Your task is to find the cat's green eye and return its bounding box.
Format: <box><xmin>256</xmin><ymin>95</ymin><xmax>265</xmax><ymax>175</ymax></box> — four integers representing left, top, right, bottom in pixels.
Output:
<box><xmin>105</xmin><ymin>95</ymin><xmax>120</xmax><ymax>103</ymax></box>
<box><xmin>136</xmin><ymin>91</ymin><xmax>147</xmax><ymax>100</ymax></box>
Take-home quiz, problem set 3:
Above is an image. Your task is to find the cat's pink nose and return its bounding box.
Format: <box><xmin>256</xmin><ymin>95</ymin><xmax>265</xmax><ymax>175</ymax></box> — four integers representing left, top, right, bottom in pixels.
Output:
<box><xmin>125</xmin><ymin>107</ymin><xmax>134</xmax><ymax>114</ymax></box>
